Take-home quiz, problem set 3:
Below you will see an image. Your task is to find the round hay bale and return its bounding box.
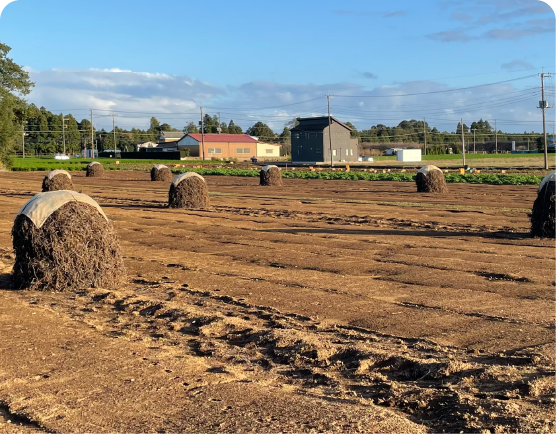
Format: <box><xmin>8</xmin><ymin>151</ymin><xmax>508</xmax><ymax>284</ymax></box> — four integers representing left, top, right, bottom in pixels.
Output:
<box><xmin>530</xmin><ymin>170</ymin><xmax>555</xmax><ymax>238</ymax></box>
<box><xmin>12</xmin><ymin>191</ymin><xmax>126</xmax><ymax>291</ymax></box>
<box><xmin>151</xmin><ymin>164</ymin><xmax>172</xmax><ymax>182</ymax></box>
<box><xmin>42</xmin><ymin>169</ymin><xmax>74</xmax><ymax>192</ymax></box>
<box><xmin>415</xmin><ymin>165</ymin><xmax>448</xmax><ymax>193</ymax></box>
<box><xmin>86</xmin><ymin>161</ymin><xmax>104</xmax><ymax>178</ymax></box>
<box><xmin>168</xmin><ymin>172</ymin><xmax>209</xmax><ymax>209</ymax></box>
<box><xmin>260</xmin><ymin>165</ymin><xmax>283</xmax><ymax>186</ymax></box>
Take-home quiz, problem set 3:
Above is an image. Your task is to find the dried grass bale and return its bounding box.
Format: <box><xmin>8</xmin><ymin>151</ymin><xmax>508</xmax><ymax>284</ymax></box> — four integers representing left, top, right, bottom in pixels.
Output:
<box><xmin>168</xmin><ymin>172</ymin><xmax>209</xmax><ymax>209</ymax></box>
<box><xmin>41</xmin><ymin>169</ymin><xmax>74</xmax><ymax>192</ymax></box>
<box><xmin>260</xmin><ymin>165</ymin><xmax>283</xmax><ymax>186</ymax></box>
<box><xmin>530</xmin><ymin>170</ymin><xmax>555</xmax><ymax>238</ymax></box>
<box><xmin>86</xmin><ymin>161</ymin><xmax>104</xmax><ymax>178</ymax></box>
<box><xmin>12</xmin><ymin>191</ymin><xmax>125</xmax><ymax>291</ymax></box>
<box><xmin>415</xmin><ymin>165</ymin><xmax>448</xmax><ymax>193</ymax></box>
<box><xmin>151</xmin><ymin>164</ymin><xmax>172</xmax><ymax>182</ymax></box>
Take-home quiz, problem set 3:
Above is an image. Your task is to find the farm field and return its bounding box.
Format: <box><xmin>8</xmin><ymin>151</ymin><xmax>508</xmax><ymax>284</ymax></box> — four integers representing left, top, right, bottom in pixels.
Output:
<box><xmin>0</xmin><ymin>171</ymin><xmax>554</xmax><ymax>433</ymax></box>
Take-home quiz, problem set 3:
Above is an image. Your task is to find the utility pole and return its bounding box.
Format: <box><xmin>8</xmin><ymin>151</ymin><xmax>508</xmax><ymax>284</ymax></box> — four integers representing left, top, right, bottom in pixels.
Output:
<box><xmin>538</xmin><ymin>68</ymin><xmax>553</xmax><ymax>169</ymax></box>
<box><xmin>112</xmin><ymin>113</ymin><xmax>118</xmax><ymax>156</ymax></box>
<box><xmin>200</xmin><ymin>106</ymin><xmax>205</xmax><ymax>160</ymax></box>
<box><xmin>217</xmin><ymin>112</ymin><xmax>221</xmax><ymax>133</ymax></box>
<box><xmin>61</xmin><ymin>114</ymin><xmax>66</xmax><ymax>155</ymax></box>
<box><xmin>423</xmin><ymin>118</ymin><xmax>427</xmax><ymax>156</ymax></box>
<box><xmin>90</xmin><ymin>109</ymin><xmax>94</xmax><ymax>159</ymax></box>
<box><xmin>461</xmin><ymin>118</ymin><xmax>466</xmax><ymax>166</ymax></box>
<box><xmin>327</xmin><ymin>92</ymin><xmax>333</xmax><ymax>167</ymax></box>
<box><xmin>494</xmin><ymin>120</ymin><xmax>497</xmax><ymax>154</ymax></box>
<box><xmin>472</xmin><ymin>128</ymin><xmax>476</xmax><ymax>154</ymax></box>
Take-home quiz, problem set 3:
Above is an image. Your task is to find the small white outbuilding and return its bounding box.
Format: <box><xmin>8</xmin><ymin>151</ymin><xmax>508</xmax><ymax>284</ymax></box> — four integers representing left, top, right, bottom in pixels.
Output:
<box><xmin>396</xmin><ymin>149</ymin><xmax>422</xmax><ymax>162</ymax></box>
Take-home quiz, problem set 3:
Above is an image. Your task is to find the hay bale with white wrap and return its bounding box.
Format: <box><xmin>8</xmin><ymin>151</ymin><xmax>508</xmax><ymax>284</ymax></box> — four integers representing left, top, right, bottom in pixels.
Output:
<box><xmin>86</xmin><ymin>161</ymin><xmax>104</xmax><ymax>177</ymax></box>
<box><xmin>260</xmin><ymin>165</ymin><xmax>283</xmax><ymax>186</ymax></box>
<box><xmin>42</xmin><ymin>169</ymin><xmax>73</xmax><ymax>192</ymax></box>
<box><xmin>415</xmin><ymin>165</ymin><xmax>448</xmax><ymax>193</ymax></box>
<box><xmin>151</xmin><ymin>164</ymin><xmax>172</xmax><ymax>182</ymax></box>
<box><xmin>168</xmin><ymin>172</ymin><xmax>209</xmax><ymax>209</ymax></box>
<box><xmin>12</xmin><ymin>191</ymin><xmax>125</xmax><ymax>291</ymax></box>
<box><xmin>530</xmin><ymin>170</ymin><xmax>555</xmax><ymax>238</ymax></box>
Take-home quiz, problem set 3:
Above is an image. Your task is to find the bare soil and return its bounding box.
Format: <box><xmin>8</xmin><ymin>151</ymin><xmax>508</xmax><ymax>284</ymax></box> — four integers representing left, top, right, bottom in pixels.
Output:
<box><xmin>0</xmin><ymin>170</ymin><xmax>554</xmax><ymax>433</ymax></box>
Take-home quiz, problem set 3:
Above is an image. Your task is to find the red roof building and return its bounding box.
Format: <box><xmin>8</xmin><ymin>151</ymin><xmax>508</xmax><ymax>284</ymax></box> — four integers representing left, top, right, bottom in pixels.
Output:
<box><xmin>170</xmin><ymin>133</ymin><xmax>259</xmax><ymax>160</ymax></box>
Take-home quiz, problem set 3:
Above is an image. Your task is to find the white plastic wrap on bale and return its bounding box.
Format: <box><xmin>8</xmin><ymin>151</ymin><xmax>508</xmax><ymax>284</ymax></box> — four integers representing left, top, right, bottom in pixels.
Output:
<box><xmin>261</xmin><ymin>165</ymin><xmax>279</xmax><ymax>173</ymax></box>
<box><xmin>539</xmin><ymin>169</ymin><xmax>556</xmax><ymax>191</ymax></box>
<box><xmin>173</xmin><ymin>172</ymin><xmax>205</xmax><ymax>186</ymax></box>
<box><xmin>418</xmin><ymin>165</ymin><xmax>442</xmax><ymax>176</ymax></box>
<box><xmin>47</xmin><ymin>169</ymin><xmax>72</xmax><ymax>180</ymax></box>
<box><xmin>153</xmin><ymin>164</ymin><xmax>168</xmax><ymax>170</ymax></box>
<box><xmin>88</xmin><ymin>161</ymin><xmax>101</xmax><ymax>168</ymax></box>
<box><xmin>397</xmin><ymin>149</ymin><xmax>422</xmax><ymax>162</ymax></box>
<box><xmin>17</xmin><ymin>191</ymin><xmax>108</xmax><ymax>229</ymax></box>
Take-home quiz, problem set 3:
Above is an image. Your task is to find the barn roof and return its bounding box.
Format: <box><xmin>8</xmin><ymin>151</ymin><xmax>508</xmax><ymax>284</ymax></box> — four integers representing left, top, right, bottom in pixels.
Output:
<box><xmin>291</xmin><ymin>116</ymin><xmax>352</xmax><ymax>132</ymax></box>
<box><xmin>184</xmin><ymin>134</ymin><xmax>258</xmax><ymax>143</ymax></box>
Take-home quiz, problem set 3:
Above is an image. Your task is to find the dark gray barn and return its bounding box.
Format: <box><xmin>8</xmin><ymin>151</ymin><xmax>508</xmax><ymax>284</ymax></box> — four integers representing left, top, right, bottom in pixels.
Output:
<box><xmin>290</xmin><ymin>116</ymin><xmax>358</xmax><ymax>164</ymax></box>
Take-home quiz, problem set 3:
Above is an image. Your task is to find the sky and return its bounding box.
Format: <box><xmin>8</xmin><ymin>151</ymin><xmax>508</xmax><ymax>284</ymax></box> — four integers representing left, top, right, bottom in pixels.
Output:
<box><xmin>0</xmin><ymin>0</ymin><xmax>554</xmax><ymax>134</ymax></box>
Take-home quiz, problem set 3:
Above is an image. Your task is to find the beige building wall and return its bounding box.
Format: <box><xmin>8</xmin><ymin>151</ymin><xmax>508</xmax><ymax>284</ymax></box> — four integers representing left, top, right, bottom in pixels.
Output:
<box><xmin>256</xmin><ymin>143</ymin><xmax>281</xmax><ymax>158</ymax></box>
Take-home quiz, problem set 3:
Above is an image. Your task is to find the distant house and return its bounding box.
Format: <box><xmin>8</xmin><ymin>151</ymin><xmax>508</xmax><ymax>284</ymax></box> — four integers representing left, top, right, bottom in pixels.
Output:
<box><xmin>256</xmin><ymin>142</ymin><xmax>281</xmax><ymax>158</ymax></box>
<box><xmin>159</xmin><ymin>131</ymin><xmax>184</xmax><ymax>142</ymax></box>
<box><xmin>136</xmin><ymin>141</ymin><xmax>158</xmax><ymax>150</ymax></box>
<box><xmin>290</xmin><ymin>116</ymin><xmax>358</xmax><ymax>164</ymax></box>
<box><xmin>169</xmin><ymin>133</ymin><xmax>258</xmax><ymax>160</ymax></box>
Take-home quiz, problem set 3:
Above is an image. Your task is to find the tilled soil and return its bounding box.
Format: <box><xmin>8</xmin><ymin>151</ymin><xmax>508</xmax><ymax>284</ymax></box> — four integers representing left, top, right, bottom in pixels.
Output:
<box><xmin>0</xmin><ymin>170</ymin><xmax>554</xmax><ymax>433</ymax></box>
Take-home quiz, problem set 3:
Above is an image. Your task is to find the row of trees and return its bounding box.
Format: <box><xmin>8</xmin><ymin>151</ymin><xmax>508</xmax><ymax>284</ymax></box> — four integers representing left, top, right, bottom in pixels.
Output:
<box><xmin>351</xmin><ymin>119</ymin><xmax>543</xmax><ymax>147</ymax></box>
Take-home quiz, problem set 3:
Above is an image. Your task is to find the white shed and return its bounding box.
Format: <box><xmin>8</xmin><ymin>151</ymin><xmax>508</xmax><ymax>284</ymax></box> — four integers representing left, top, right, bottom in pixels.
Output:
<box><xmin>396</xmin><ymin>149</ymin><xmax>422</xmax><ymax>162</ymax></box>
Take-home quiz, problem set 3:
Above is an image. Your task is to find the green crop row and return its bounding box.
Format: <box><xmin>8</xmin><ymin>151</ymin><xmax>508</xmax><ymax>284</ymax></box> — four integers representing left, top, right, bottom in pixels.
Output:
<box><xmin>173</xmin><ymin>168</ymin><xmax>543</xmax><ymax>185</ymax></box>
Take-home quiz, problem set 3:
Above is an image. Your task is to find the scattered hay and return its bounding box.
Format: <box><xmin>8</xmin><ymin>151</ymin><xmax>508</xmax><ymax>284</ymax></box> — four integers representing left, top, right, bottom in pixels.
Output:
<box><xmin>530</xmin><ymin>170</ymin><xmax>555</xmax><ymax>238</ymax></box>
<box><xmin>168</xmin><ymin>172</ymin><xmax>209</xmax><ymax>209</ymax></box>
<box><xmin>260</xmin><ymin>165</ymin><xmax>283</xmax><ymax>186</ymax></box>
<box><xmin>12</xmin><ymin>191</ymin><xmax>125</xmax><ymax>291</ymax></box>
<box><xmin>42</xmin><ymin>169</ymin><xmax>74</xmax><ymax>192</ymax></box>
<box><xmin>151</xmin><ymin>164</ymin><xmax>172</xmax><ymax>182</ymax></box>
<box><xmin>86</xmin><ymin>161</ymin><xmax>104</xmax><ymax>178</ymax></box>
<box><xmin>415</xmin><ymin>165</ymin><xmax>448</xmax><ymax>193</ymax></box>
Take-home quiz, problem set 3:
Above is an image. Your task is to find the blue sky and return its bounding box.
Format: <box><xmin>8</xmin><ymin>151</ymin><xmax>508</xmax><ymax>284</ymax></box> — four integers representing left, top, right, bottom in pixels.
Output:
<box><xmin>0</xmin><ymin>0</ymin><xmax>554</xmax><ymax>133</ymax></box>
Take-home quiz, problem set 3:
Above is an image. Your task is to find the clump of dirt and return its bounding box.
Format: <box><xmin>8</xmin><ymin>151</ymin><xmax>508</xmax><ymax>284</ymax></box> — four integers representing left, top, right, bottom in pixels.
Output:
<box><xmin>168</xmin><ymin>173</ymin><xmax>209</xmax><ymax>209</ymax></box>
<box><xmin>151</xmin><ymin>165</ymin><xmax>172</xmax><ymax>182</ymax></box>
<box><xmin>530</xmin><ymin>179</ymin><xmax>555</xmax><ymax>238</ymax></box>
<box><xmin>86</xmin><ymin>162</ymin><xmax>104</xmax><ymax>178</ymax></box>
<box><xmin>42</xmin><ymin>170</ymin><xmax>74</xmax><ymax>192</ymax></box>
<box><xmin>260</xmin><ymin>165</ymin><xmax>283</xmax><ymax>186</ymax></box>
<box><xmin>416</xmin><ymin>166</ymin><xmax>448</xmax><ymax>193</ymax></box>
<box><xmin>12</xmin><ymin>201</ymin><xmax>125</xmax><ymax>291</ymax></box>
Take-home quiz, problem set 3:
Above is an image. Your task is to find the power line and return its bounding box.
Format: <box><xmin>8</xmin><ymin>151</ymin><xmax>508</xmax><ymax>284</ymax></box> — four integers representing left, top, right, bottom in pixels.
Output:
<box><xmin>331</xmin><ymin>75</ymin><xmax>537</xmax><ymax>98</ymax></box>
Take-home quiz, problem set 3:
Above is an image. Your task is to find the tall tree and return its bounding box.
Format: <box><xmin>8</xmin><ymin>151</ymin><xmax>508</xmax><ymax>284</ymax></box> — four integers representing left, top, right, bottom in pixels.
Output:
<box><xmin>184</xmin><ymin>122</ymin><xmax>199</xmax><ymax>133</ymax></box>
<box><xmin>64</xmin><ymin>114</ymin><xmax>81</xmax><ymax>154</ymax></box>
<box><xmin>246</xmin><ymin>122</ymin><xmax>275</xmax><ymax>141</ymax></box>
<box><xmin>228</xmin><ymin>119</ymin><xmax>242</xmax><ymax>134</ymax></box>
<box><xmin>0</xmin><ymin>42</ymin><xmax>33</xmax><ymax>166</ymax></box>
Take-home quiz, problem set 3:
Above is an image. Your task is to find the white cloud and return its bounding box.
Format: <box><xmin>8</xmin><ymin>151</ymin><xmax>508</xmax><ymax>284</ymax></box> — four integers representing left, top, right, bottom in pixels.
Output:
<box><xmin>0</xmin><ymin>0</ymin><xmax>13</xmax><ymax>14</ymax></box>
<box><xmin>24</xmin><ymin>67</ymin><xmax>546</xmax><ymax>133</ymax></box>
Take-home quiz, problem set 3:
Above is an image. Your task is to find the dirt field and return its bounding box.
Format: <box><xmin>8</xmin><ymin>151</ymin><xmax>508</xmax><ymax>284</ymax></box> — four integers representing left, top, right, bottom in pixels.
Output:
<box><xmin>0</xmin><ymin>171</ymin><xmax>554</xmax><ymax>433</ymax></box>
